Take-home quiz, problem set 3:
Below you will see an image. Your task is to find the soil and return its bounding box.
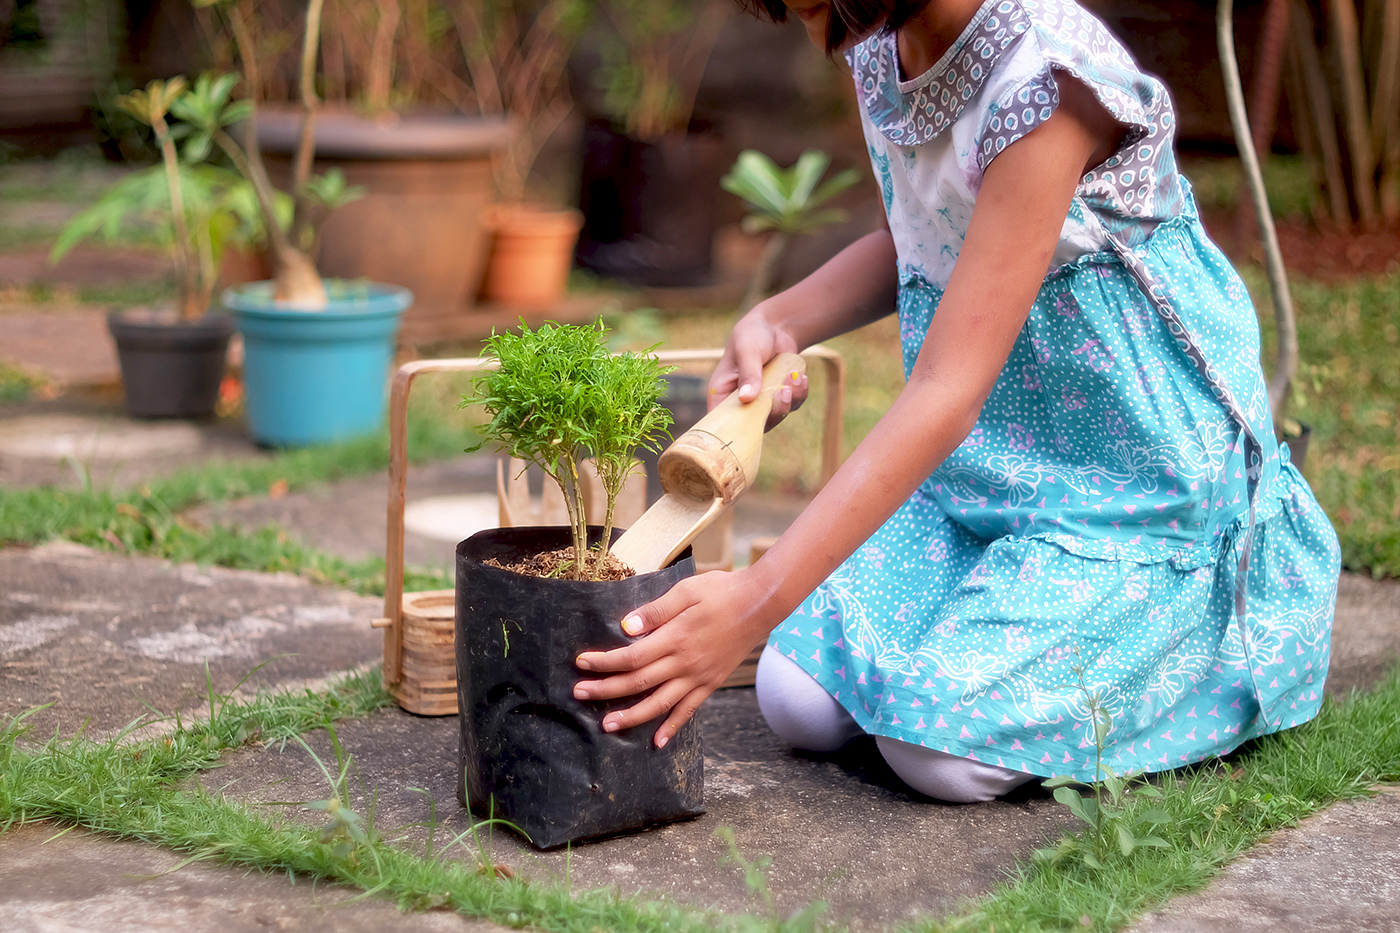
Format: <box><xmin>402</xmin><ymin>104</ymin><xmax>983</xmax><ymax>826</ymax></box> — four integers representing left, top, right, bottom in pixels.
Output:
<box><xmin>1202</xmin><ymin>209</ymin><xmax>1400</xmax><ymax>282</ymax></box>
<box><xmin>484</xmin><ymin>546</ymin><xmax>635</xmax><ymax>582</ymax></box>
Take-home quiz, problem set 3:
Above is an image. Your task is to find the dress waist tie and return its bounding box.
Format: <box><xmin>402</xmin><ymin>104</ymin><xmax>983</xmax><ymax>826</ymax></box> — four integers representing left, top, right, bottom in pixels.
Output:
<box><xmin>1106</xmin><ymin>234</ymin><xmax>1276</xmax><ymax>728</ymax></box>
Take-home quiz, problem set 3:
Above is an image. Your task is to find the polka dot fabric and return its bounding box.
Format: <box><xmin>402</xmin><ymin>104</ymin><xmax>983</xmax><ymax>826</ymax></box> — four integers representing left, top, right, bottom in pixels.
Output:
<box><xmin>778</xmin><ymin>0</ymin><xmax>1341</xmax><ymax>781</ymax></box>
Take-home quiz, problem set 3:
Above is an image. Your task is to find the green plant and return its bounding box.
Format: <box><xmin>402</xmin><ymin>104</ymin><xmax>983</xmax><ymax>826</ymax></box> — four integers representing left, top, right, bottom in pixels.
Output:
<box><xmin>465</xmin><ymin>320</ymin><xmax>673</xmax><ymax>579</ymax></box>
<box><xmin>49</xmin><ymin>78</ymin><xmax>264</xmax><ymax>322</ymax></box>
<box><xmin>714</xmin><ymin>826</ymin><xmax>829</xmax><ymax>933</ymax></box>
<box><xmin>186</xmin><ymin>0</ymin><xmax>350</xmax><ymax>308</ymax></box>
<box><xmin>50</xmin><ymin>160</ymin><xmax>265</xmax><ymax>318</ymax></box>
<box><xmin>171</xmin><ymin>71</ymin><xmax>362</xmax><ymax>263</ymax></box>
<box><xmin>594</xmin><ymin>0</ymin><xmax>730</xmax><ymax>141</ymax></box>
<box><xmin>453</xmin><ymin>0</ymin><xmax>590</xmax><ymax>201</ymax></box>
<box><xmin>721</xmin><ymin>149</ymin><xmax>861</xmax><ymax>312</ymax></box>
<box><xmin>1033</xmin><ymin>662</ymin><xmax>1171</xmax><ymax>871</ymax></box>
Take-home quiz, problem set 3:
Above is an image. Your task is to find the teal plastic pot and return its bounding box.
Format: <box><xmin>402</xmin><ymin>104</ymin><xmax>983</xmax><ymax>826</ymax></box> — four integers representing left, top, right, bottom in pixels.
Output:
<box><xmin>223</xmin><ymin>281</ymin><xmax>411</xmax><ymax>447</ymax></box>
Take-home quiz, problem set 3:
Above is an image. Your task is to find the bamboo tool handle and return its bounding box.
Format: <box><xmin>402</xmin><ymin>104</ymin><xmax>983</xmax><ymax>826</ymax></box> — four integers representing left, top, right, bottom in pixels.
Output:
<box><xmin>611</xmin><ymin>352</ymin><xmax>806</xmax><ymax>574</ymax></box>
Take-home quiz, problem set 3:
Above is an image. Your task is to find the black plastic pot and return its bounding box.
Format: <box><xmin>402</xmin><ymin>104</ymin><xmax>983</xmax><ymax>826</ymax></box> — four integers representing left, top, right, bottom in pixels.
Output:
<box><xmin>456</xmin><ymin>526</ymin><xmax>704</xmax><ymax>849</ymax></box>
<box><xmin>575</xmin><ymin>120</ymin><xmax>724</xmax><ymax>287</ymax></box>
<box><xmin>107</xmin><ymin>310</ymin><xmax>234</xmax><ymax>420</ymax></box>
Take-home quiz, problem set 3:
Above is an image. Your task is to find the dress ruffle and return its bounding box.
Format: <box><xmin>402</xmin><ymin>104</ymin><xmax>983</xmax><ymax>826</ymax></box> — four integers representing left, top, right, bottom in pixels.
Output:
<box><xmin>768</xmin><ymin>461</ymin><xmax>1339</xmax><ymax>780</ymax></box>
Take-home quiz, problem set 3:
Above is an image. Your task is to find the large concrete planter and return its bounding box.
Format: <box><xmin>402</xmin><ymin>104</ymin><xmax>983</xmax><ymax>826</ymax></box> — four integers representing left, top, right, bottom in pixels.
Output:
<box><xmin>256</xmin><ymin>109</ymin><xmax>511</xmax><ymax>343</ymax></box>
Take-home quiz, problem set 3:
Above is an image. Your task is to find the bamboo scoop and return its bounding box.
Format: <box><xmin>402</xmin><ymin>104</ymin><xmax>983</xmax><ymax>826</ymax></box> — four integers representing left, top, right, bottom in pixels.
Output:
<box><xmin>611</xmin><ymin>352</ymin><xmax>806</xmax><ymax>574</ymax></box>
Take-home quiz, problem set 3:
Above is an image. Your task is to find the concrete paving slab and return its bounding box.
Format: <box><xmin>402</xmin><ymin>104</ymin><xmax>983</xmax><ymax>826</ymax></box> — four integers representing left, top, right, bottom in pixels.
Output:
<box><xmin>192</xmin><ymin>456</ymin><xmax>501</xmax><ymax>574</ymax></box>
<box><xmin>1326</xmin><ymin>573</ymin><xmax>1400</xmax><ymax>697</ymax></box>
<box><xmin>0</xmin><ymin>405</ymin><xmax>270</xmax><ymax>490</ymax></box>
<box><xmin>195</xmin><ymin>455</ymin><xmax>813</xmax><ymax>574</ymax></box>
<box><xmin>0</xmin><ymin>822</ymin><xmax>508</xmax><ymax>933</ymax></box>
<box><xmin>197</xmin><ymin>692</ymin><xmax>1070</xmax><ymax>931</ymax></box>
<box><xmin>1128</xmin><ymin>787</ymin><xmax>1400</xmax><ymax>933</ymax></box>
<box><xmin>0</xmin><ymin>413</ymin><xmax>203</xmax><ymax>462</ymax></box>
<box><xmin>0</xmin><ymin>308</ymin><xmax>122</xmax><ymax>387</ymax></box>
<box><xmin>0</xmin><ymin>542</ymin><xmax>382</xmax><ymax>738</ymax></box>
<box><xmin>199</xmin><ymin>456</ymin><xmax>813</xmax><ymax>575</ymax></box>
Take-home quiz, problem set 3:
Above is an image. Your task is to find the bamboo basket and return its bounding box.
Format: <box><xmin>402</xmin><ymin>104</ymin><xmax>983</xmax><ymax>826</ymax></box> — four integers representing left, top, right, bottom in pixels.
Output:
<box><xmin>375</xmin><ymin>347</ymin><xmax>846</xmax><ymax>716</ymax></box>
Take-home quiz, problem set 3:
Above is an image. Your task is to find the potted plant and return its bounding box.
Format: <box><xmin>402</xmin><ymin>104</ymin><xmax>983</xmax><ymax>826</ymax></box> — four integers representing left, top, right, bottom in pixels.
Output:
<box><xmin>198</xmin><ymin>0</ymin><xmax>514</xmax><ymax>341</ymax></box>
<box><xmin>50</xmin><ymin>77</ymin><xmax>259</xmax><ymax>420</ymax></box>
<box><xmin>575</xmin><ymin>0</ymin><xmax>732</xmax><ymax>286</ymax></box>
<box><xmin>460</xmin><ymin>0</ymin><xmax>593</xmax><ymax>309</ymax></box>
<box><xmin>720</xmin><ymin>148</ymin><xmax>860</xmax><ymax>312</ymax></box>
<box><xmin>455</xmin><ymin>320</ymin><xmax>703</xmax><ymax>848</ymax></box>
<box><xmin>181</xmin><ymin>0</ymin><xmax>412</xmax><ymax>447</ymax></box>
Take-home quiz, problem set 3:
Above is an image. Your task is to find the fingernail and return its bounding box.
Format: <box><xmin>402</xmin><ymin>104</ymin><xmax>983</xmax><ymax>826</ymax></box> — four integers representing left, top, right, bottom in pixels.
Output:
<box><xmin>621</xmin><ymin>614</ymin><xmax>643</xmax><ymax>636</ymax></box>
<box><xmin>656</xmin><ymin>732</ymin><xmax>670</xmax><ymax>749</ymax></box>
<box><xmin>791</xmin><ymin>370</ymin><xmax>800</xmax><ymax>382</ymax></box>
<box><xmin>603</xmin><ymin>719</ymin><xmax>620</xmax><ymax>733</ymax></box>
<box><xmin>573</xmin><ymin>685</ymin><xmax>589</xmax><ymax>700</ymax></box>
<box><xmin>779</xmin><ymin>386</ymin><xmax>792</xmax><ymax>404</ymax></box>
<box><xmin>575</xmin><ymin>654</ymin><xmax>591</xmax><ymax>670</ymax></box>
<box><xmin>740</xmin><ymin>383</ymin><xmax>754</xmax><ymax>397</ymax></box>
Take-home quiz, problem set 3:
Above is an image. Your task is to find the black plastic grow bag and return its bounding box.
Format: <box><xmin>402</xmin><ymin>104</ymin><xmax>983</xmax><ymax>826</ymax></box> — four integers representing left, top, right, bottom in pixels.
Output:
<box><xmin>456</xmin><ymin>526</ymin><xmax>704</xmax><ymax>849</ymax></box>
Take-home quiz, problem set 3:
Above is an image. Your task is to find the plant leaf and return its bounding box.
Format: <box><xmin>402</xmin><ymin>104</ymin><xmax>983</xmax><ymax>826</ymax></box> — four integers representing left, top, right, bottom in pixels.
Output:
<box><xmin>1117</xmin><ymin>823</ymin><xmax>1136</xmax><ymax>857</ymax></box>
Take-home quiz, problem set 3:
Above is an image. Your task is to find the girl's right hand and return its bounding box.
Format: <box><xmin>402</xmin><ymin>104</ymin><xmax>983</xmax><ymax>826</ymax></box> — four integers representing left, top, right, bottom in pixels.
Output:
<box><xmin>709</xmin><ymin>300</ymin><xmax>810</xmax><ymax>429</ymax></box>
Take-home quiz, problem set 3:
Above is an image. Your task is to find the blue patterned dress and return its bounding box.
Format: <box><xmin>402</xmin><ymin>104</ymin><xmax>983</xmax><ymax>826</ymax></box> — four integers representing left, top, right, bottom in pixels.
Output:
<box><xmin>767</xmin><ymin>0</ymin><xmax>1340</xmax><ymax>781</ymax></box>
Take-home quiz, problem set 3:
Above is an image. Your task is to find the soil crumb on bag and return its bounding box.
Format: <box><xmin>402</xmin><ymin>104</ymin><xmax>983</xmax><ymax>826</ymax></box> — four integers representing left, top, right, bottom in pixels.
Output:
<box><xmin>485</xmin><ymin>547</ymin><xmax>634</xmax><ymax>581</ymax></box>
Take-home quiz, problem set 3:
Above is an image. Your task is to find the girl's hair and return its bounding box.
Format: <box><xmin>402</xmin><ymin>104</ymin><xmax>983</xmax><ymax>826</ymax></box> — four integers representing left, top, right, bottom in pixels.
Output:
<box><xmin>737</xmin><ymin>0</ymin><xmax>934</xmax><ymax>54</ymax></box>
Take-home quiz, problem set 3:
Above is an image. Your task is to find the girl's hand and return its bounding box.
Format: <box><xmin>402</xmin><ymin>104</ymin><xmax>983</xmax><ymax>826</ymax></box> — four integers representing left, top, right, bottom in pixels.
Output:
<box><xmin>572</xmin><ymin>568</ymin><xmax>778</xmax><ymax>748</ymax></box>
<box><xmin>709</xmin><ymin>303</ymin><xmax>809</xmax><ymax>429</ymax></box>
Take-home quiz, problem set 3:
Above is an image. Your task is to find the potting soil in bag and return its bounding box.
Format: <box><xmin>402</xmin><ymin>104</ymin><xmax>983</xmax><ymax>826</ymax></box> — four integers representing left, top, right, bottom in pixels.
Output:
<box><xmin>456</xmin><ymin>526</ymin><xmax>704</xmax><ymax>849</ymax></box>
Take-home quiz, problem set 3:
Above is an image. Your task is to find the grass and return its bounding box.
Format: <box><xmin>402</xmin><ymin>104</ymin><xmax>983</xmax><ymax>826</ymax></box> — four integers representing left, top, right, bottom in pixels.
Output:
<box><xmin>0</xmin><ymin>407</ymin><xmax>480</xmax><ymax>595</ymax></box>
<box><xmin>1251</xmin><ymin>269</ymin><xmax>1400</xmax><ymax>578</ymax></box>
<box><xmin>921</xmin><ymin>667</ymin><xmax>1400</xmax><ymax>932</ymax></box>
<box><xmin>0</xmin><ymin>668</ymin><xmax>744</xmax><ymax>933</ymax></box>
<box><xmin>1</xmin><ymin>659</ymin><xmax>1397</xmax><ymax>932</ymax></box>
<box><xmin>0</xmin><ymin>147</ymin><xmax>132</xmax><ymax>204</ymax></box>
<box><xmin>1181</xmin><ymin>153</ymin><xmax>1317</xmax><ymax>220</ymax></box>
<box><xmin>0</xmin><ymin>360</ymin><xmax>50</xmax><ymax>403</ymax></box>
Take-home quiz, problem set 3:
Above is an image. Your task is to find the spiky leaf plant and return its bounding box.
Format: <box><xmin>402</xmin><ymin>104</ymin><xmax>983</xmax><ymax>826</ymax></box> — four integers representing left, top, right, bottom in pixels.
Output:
<box><xmin>466</xmin><ymin>321</ymin><xmax>672</xmax><ymax>579</ymax></box>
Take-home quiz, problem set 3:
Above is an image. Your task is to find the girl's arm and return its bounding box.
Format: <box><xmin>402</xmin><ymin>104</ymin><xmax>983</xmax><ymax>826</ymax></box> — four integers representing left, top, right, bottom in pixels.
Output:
<box><xmin>712</xmin><ymin>228</ymin><xmax>901</xmax><ymax>424</ymax></box>
<box><xmin>575</xmin><ymin>77</ymin><xmax>1123</xmax><ymax>747</ymax></box>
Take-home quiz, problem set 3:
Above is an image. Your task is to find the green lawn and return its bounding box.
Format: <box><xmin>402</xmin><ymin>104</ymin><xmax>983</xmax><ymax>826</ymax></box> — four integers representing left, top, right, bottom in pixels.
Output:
<box><xmin>1253</xmin><ymin>270</ymin><xmax>1400</xmax><ymax>579</ymax></box>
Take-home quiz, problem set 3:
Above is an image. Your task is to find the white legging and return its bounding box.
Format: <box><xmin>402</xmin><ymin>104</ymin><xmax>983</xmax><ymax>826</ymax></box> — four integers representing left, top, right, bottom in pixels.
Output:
<box><xmin>754</xmin><ymin>646</ymin><xmax>1037</xmax><ymax>803</ymax></box>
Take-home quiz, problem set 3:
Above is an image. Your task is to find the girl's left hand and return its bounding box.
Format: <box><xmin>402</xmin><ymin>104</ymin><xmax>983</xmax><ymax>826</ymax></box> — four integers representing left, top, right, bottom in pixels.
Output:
<box><xmin>572</xmin><ymin>567</ymin><xmax>778</xmax><ymax>748</ymax></box>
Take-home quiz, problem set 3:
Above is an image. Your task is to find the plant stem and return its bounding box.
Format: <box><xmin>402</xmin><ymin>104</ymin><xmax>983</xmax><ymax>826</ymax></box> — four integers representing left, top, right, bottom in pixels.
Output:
<box><xmin>1219</xmin><ymin>0</ymin><xmax>1298</xmax><ymax>420</ymax></box>
<box><xmin>741</xmin><ymin>231</ymin><xmax>788</xmax><ymax>314</ymax></box>
<box><xmin>288</xmin><ymin>0</ymin><xmax>326</xmax><ymax>251</ymax></box>
<box><xmin>152</xmin><ymin>110</ymin><xmax>201</xmax><ymax>321</ymax></box>
<box><xmin>221</xmin><ymin>1</ymin><xmax>327</xmax><ymax>309</ymax></box>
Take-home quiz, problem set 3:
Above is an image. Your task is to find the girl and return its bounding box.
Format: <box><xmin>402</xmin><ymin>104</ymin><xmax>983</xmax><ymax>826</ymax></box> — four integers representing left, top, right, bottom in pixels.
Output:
<box><xmin>573</xmin><ymin>0</ymin><xmax>1341</xmax><ymax>802</ymax></box>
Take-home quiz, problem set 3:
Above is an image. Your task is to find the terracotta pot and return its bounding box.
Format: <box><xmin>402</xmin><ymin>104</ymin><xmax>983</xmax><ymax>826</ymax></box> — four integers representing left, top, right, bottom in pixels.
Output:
<box><xmin>256</xmin><ymin>108</ymin><xmax>512</xmax><ymax>343</ymax></box>
<box><xmin>477</xmin><ymin>204</ymin><xmax>583</xmax><ymax>308</ymax></box>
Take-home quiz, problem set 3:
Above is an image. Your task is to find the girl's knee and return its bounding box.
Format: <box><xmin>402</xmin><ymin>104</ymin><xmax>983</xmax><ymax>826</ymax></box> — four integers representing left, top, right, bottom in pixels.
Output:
<box><xmin>755</xmin><ymin>646</ymin><xmax>862</xmax><ymax>752</ymax></box>
<box><xmin>875</xmin><ymin>736</ymin><xmax>1036</xmax><ymax>803</ymax></box>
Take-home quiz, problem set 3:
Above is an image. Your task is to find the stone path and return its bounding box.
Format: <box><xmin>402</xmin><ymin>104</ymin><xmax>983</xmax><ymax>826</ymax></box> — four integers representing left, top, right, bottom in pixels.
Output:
<box><xmin>0</xmin><ymin>822</ymin><xmax>506</xmax><ymax>933</ymax></box>
<box><xmin>1129</xmin><ymin>788</ymin><xmax>1400</xmax><ymax>933</ymax></box>
<box><xmin>3</xmin><ymin>362</ymin><xmax>1400</xmax><ymax>930</ymax></box>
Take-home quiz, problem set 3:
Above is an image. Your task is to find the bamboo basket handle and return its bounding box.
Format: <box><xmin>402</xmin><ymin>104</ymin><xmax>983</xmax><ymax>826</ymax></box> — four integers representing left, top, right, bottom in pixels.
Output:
<box><xmin>378</xmin><ymin>346</ymin><xmax>845</xmax><ymax>688</ymax></box>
